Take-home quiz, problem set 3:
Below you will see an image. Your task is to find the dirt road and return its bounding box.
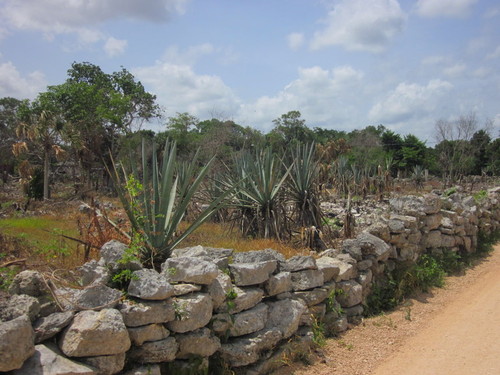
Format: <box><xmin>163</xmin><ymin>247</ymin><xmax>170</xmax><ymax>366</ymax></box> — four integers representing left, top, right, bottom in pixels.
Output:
<box><xmin>275</xmin><ymin>245</ymin><xmax>500</xmax><ymax>375</ymax></box>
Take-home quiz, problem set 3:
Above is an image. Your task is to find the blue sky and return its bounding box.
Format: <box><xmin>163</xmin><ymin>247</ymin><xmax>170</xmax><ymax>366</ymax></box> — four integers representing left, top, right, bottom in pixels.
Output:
<box><xmin>0</xmin><ymin>0</ymin><xmax>499</xmax><ymax>144</ymax></box>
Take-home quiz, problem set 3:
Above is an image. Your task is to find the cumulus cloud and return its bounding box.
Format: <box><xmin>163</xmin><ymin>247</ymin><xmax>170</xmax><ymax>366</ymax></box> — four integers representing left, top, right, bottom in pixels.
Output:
<box><xmin>486</xmin><ymin>45</ymin><xmax>500</xmax><ymax>60</ymax></box>
<box><xmin>134</xmin><ymin>56</ymin><xmax>240</xmax><ymax>119</ymax></box>
<box><xmin>415</xmin><ymin>0</ymin><xmax>478</xmax><ymax>18</ymax></box>
<box><xmin>287</xmin><ymin>32</ymin><xmax>305</xmax><ymax>51</ymax></box>
<box><xmin>103</xmin><ymin>37</ymin><xmax>128</xmax><ymax>57</ymax></box>
<box><xmin>310</xmin><ymin>0</ymin><xmax>406</xmax><ymax>53</ymax></box>
<box><xmin>238</xmin><ymin>65</ymin><xmax>365</xmax><ymax>131</ymax></box>
<box><xmin>443</xmin><ymin>63</ymin><xmax>466</xmax><ymax>77</ymax></box>
<box><xmin>0</xmin><ymin>61</ymin><xmax>47</xmax><ymax>99</ymax></box>
<box><xmin>0</xmin><ymin>0</ymin><xmax>188</xmax><ymax>46</ymax></box>
<box><xmin>368</xmin><ymin>79</ymin><xmax>453</xmax><ymax>123</ymax></box>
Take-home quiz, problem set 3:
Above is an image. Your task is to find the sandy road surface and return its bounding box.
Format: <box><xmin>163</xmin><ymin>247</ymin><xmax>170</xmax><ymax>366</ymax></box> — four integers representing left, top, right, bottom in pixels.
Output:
<box><xmin>372</xmin><ymin>245</ymin><xmax>500</xmax><ymax>375</ymax></box>
<box><xmin>273</xmin><ymin>245</ymin><xmax>500</xmax><ymax>375</ymax></box>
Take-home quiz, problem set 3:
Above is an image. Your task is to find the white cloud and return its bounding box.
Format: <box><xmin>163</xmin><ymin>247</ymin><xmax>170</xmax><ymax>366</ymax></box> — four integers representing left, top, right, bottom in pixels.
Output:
<box><xmin>369</xmin><ymin>79</ymin><xmax>453</xmax><ymax>123</ymax></box>
<box><xmin>134</xmin><ymin>61</ymin><xmax>240</xmax><ymax>119</ymax></box>
<box><xmin>104</xmin><ymin>37</ymin><xmax>128</xmax><ymax>57</ymax></box>
<box><xmin>287</xmin><ymin>32</ymin><xmax>305</xmax><ymax>51</ymax></box>
<box><xmin>0</xmin><ymin>61</ymin><xmax>47</xmax><ymax>99</ymax></box>
<box><xmin>162</xmin><ymin>44</ymin><xmax>215</xmax><ymax>66</ymax></box>
<box><xmin>486</xmin><ymin>45</ymin><xmax>500</xmax><ymax>60</ymax></box>
<box><xmin>415</xmin><ymin>0</ymin><xmax>478</xmax><ymax>18</ymax></box>
<box><xmin>310</xmin><ymin>0</ymin><xmax>406</xmax><ymax>53</ymax></box>
<box><xmin>0</xmin><ymin>0</ymin><xmax>188</xmax><ymax>44</ymax></box>
<box><xmin>238</xmin><ymin>65</ymin><xmax>365</xmax><ymax>131</ymax></box>
<box><xmin>472</xmin><ymin>67</ymin><xmax>491</xmax><ymax>78</ymax></box>
<box><xmin>421</xmin><ymin>55</ymin><xmax>448</xmax><ymax>65</ymax></box>
<box><xmin>443</xmin><ymin>63</ymin><xmax>466</xmax><ymax>77</ymax></box>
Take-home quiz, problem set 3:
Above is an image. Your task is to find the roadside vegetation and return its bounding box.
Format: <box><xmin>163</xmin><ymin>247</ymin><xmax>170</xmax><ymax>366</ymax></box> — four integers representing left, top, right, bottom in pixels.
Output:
<box><xmin>0</xmin><ymin>61</ymin><xmax>499</xmax><ymax>284</ymax></box>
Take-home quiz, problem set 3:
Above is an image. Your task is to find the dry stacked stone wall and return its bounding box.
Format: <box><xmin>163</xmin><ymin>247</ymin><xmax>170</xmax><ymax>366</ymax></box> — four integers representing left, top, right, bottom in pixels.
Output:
<box><xmin>1</xmin><ymin>187</ymin><xmax>499</xmax><ymax>374</ymax></box>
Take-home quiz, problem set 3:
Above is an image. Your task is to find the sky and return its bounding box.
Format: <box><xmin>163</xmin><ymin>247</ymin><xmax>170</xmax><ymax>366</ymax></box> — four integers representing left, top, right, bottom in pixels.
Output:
<box><xmin>0</xmin><ymin>0</ymin><xmax>499</xmax><ymax>144</ymax></box>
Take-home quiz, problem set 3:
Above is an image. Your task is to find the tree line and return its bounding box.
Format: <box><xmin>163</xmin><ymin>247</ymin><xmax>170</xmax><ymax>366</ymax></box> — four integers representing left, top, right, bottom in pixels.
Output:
<box><xmin>0</xmin><ymin>62</ymin><xmax>498</xmax><ymax>200</ymax></box>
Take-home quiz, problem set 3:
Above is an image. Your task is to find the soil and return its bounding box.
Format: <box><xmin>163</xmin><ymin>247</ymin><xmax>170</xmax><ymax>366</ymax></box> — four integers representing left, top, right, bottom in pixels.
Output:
<box><xmin>272</xmin><ymin>244</ymin><xmax>500</xmax><ymax>375</ymax></box>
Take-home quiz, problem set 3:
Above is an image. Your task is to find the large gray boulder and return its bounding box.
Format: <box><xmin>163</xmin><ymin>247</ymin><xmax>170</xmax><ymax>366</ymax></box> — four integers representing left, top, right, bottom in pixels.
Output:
<box><xmin>79</xmin><ymin>352</ymin><xmax>125</xmax><ymax>375</ymax></box>
<box><xmin>0</xmin><ymin>294</ymin><xmax>40</xmax><ymax>322</ymax></box>
<box><xmin>357</xmin><ymin>231</ymin><xmax>392</xmax><ymax>261</ymax></box>
<box><xmin>229</xmin><ymin>303</ymin><xmax>269</xmax><ymax>337</ymax></box>
<box><xmin>282</xmin><ymin>256</ymin><xmax>317</xmax><ymax>272</ymax></box>
<box><xmin>161</xmin><ymin>257</ymin><xmax>218</xmax><ymax>285</ymax></box>
<box><xmin>265</xmin><ymin>299</ymin><xmax>307</xmax><ymax>338</ymax></box>
<box><xmin>8</xmin><ymin>270</ymin><xmax>47</xmax><ymax>296</ymax></box>
<box><xmin>206</xmin><ymin>271</ymin><xmax>232</xmax><ymax>309</ymax></box>
<box><xmin>55</xmin><ymin>285</ymin><xmax>122</xmax><ymax>311</ymax></box>
<box><xmin>265</xmin><ymin>271</ymin><xmax>292</xmax><ymax>296</ymax></box>
<box><xmin>337</xmin><ymin>280</ymin><xmax>363</xmax><ymax>308</ymax></box>
<box><xmin>100</xmin><ymin>240</ymin><xmax>142</xmax><ymax>271</ymax></box>
<box><xmin>166</xmin><ymin>293</ymin><xmax>213</xmax><ymax>333</ymax></box>
<box><xmin>315</xmin><ymin>257</ymin><xmax>340</xmax><ymax>282</ymax></box>
<box><xmin>176</xmin><ymin>327</ymin><xmax>221</xmax><ymax>359</ymax></box>
<box><xmin>33</xmin><ymin>311</ymin><xmax>74</xmax><ymax>343</ymax></box>
<box><xmin>117</xmin><ymin>299</ymin><xmax>175</xmax><ymax>327</ymax></box>
<box><xmin>78</xmin><ymin>260</ymin><xmax>110</xmax><ymax>286</ymax></box>
<box><xmin>59</xmin><ymin>309</ymin><xmax>130</xmax><ymax>357</ymax></box>
<box><xmin>127</xmin><ymin>324</ymin><xmax>170</xmax><ymax>346</ymax></box>
<box><xmin>127</xmin><ymin>268</ymin><xmax>174</xmax><ymax>300</ymax></box>
<box><xmin>219</xmin><ymin>328</ymin><xmax>283</xmax><ymax>367</ymax></box>
<box><xmin>127</xmin><ymin>337</ymin><xmax>178</xmax><ymax>363</ymax></box>
<box><xmin>229</xmin><ymin>260</ymin><xmax>277</xmax><ymax>286</ymax></box>
<box><xmin>12</xmin><ymin>343</ymin><xmax>96</xmax><ymax>375</ymax></box>
<box><xmin>0</xmin><ymin>315</ymin><xmax>35</xmax><ymax>372</ymax></box>
<box><xmin>215</xmin><ymin>286</ymin><xmax>264</xmax><ymax>314</ymax></box>
<box><xmin>291</xmin><ymin>269</ymin><xmax>324</xmax><ymax>291</ymax></box>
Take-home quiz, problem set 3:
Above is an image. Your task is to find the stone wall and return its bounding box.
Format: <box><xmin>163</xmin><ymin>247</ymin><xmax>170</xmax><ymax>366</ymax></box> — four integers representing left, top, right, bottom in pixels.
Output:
<box><xmin>1</xmin><ymin>187</ymin><xmax>499</xmax><ymax>375</ymax></box>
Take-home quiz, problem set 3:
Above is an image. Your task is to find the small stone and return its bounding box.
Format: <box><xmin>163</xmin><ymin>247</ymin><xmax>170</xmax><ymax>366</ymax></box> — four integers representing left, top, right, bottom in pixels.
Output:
<box><xmin>0</xmin><ymin>294</ymin><xmax>40</xmax><ymax>322</ymax></box>
<box><xmin>117</xmin><ymin>299</ymin><xmax>175</xmax><ymax>327</ymax></box>
<box><xmin>176</xmin><ymin>327</ymin><xmax>221</xmax><ymax>359</ymax></box>
<box><xmin>33</xmin><ymin>311</ymin><xmax>74</xmax><ymax>343</ymax></box>
<box><xmin>127</xmin><ymin>337</ymin><xmax>178</xmax><ymax>363</ymax></box>
<box><xmin>127</xmin><ymin>324</ymin><xmax>170</xmax><ymax>346</ymax></box>
<box><xmin>161</xmin><ymin>257</ymin><xmax>218</xmax><ymax>285</ymax></box>
<box><xmin>166</xmin><ymin>293</ymin><xmax>213</xmax><ymax>333</ymax></box>
<box><xmin>127</xmin><ymin>268</ymin><xmax>174</xmax><ymax>300</ymax></box>
<box><xmin>0</xmin><ymin>315</ymin><xmax>35</xmax><ymax>372</ymax></box>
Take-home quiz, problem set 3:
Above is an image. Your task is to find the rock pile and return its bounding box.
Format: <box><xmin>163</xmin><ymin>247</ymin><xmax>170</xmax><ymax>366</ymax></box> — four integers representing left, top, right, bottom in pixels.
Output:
<box><xmin>1</xmin><ymin>187</ymin><xmax>499</xmax><ymax>374</ymax></box>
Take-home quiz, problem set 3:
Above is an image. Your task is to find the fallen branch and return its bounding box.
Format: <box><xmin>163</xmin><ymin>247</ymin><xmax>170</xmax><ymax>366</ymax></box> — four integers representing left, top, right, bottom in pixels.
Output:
<box><xmin>0</xmin><ymin>258</ymin><xmax>27</xmax><ymax>268</ymax></box>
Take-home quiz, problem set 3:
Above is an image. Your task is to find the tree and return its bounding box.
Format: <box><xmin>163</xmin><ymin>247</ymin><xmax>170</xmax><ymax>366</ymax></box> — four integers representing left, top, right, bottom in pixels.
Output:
<box><xmin>434</xmin><ymin>112</ymin><xmax>478</xmax><ymax>182</ymax></box>
<box><xmin>268</xmin><ymin>111</ymin><xmax>314</xmax><ymax>149</ymax></box>
<box><xmin>48</xmin><ymin>62</ymin><xmax>161</xmax><ymax>188</ymax></box>
<box><xmin>0</xmin><ymin>97</ymin><xmax>22</xmax><ymax>183</ymax></box>
<box><xmin>469</xmin><ymin>130</ymin><xmax>491</xmax><ymax>175</ymax></box>
<box><xmin>15</xmin><ymin>96</ymin><xmax>65</xmax><ymax>199</ymax></box>
<box><xmin>401</xmin><ymin>134</ymin><xmax>427</xmax><ymax>171</ymax></box>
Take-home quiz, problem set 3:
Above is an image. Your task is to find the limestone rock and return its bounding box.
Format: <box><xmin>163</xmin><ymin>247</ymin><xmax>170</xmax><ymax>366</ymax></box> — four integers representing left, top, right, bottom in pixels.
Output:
<box><xmin>166</xmin><ymin>293</ymin><xmax>213</xmax><ymax>333</ymax></box>
<box><xmin>292</xmin><ymin>288</ymin><xmax>329</xmax><ymax>307</ymax></box>
<box><xmin>127</xmin><ymin>268</ymin><xmax>174</xmax><ymax>300</ymax></box>
<box><xmin>12</xmin><ymin>343</ymin><xmax>96</xmax><ymax>375</ymax></box>
<box><xmin>315</xmin><ymin>257</ymin><xmax>341</xmax><ymax>282</ymax></box>
<box><xmin>229</xmin><ymin>260</ymin><xmax>277</xmax><ymax>286</ymax></box>
<box><xmin>99</xmin><ymin>240</ymin><xmax>142</xmax><ymax>271</ymax></box>
<box><xmin>265</xmin><ymin>271</ymin><xmax>292</xmax><ymax>296</ymax></box>
<box><xmin>357</xmin><ymin>231</ymin><xmax>391</xmax><ymax>261</ymax></box>
<box><xmin>8</xmin><ymin>270</ymin><xmax>47</xmax><ymax>296</ymax></box>
<box><xmin>0</xmin><ymin>315</ymin><xmax>35</xmax><ymax>372</ymax></box>
<box><xmin>337</xmin><ymin>280</ymin><xmax>363</xmax><ymax>308</ymax></box>
<box><xmin>207</xmin><ymin>271</ymin><xmax>232</xmax><ymax>309</ymax></box>
<box><xmin>171</xmin><ymin>245</ymin><xmax>207</xmax><ymax>258</ymax></box>
<box><xmin>127</xmin><ymin>324</ymin><xmax>170</xmax><ymax>346</ymax></box>
<box><xmin>33</xmin><ymin>311</ymin><xmax>74</xmax><ymax>343</ymax></box>
<box><xmin>59</xmin><ymin>309</ymin><xmax>130</xmax><ymax>357</ymax></box>
<box><xmin>78</xmin><ymin>260</ymin><xmax>110</xmax><ymax>286</ymax></box>
<box><xmin>219</xmin><ymin>328</ymin><xmax>283</xmax><ymax>367</ymax></box>
<box><xmin>161</xmin><ymin>257</ymin><xmax>218</xmax><ymax>285</ymax></box>
<box><xmin>173</xmin><ymin>283</ymin><xmax>201</xmax><ymax>296</ymax></box>
<box><xmin>176</xmin><ymin>327</ymin><xmax>221</xmax><ymax>359</ymax></box>
<box><xmin>80</xmin><ymin>352</ymin><xmax>125</xmax><ymax>375</ymax></box>
<box><xmin>283</xmin><ymin>256</ymin><xmax>317</xmax><ymax>272</ymax></box>
<box><xmin>232</xmin><ymin>249</ymin><xmax>286</xmax><ymax>266</ymax></box>
<box><xmin>0</xmin><ymin>294</ymin><xmax>40</xmax><ymax>322</ymax></box>
<box><xmin>55</xmin><ymin>285</ymin><xmax>123</xmax><ymax>311</ymax></box>
<box><xmin>117</xmin><ymin>299</ymin><xmax>175</xmax><ymax>327</ymax></box>
<box><xmin>342</xmin><ymin>239</ymin><xmax>362</xmax><ymax>261</ymax></box>
<box><xmin>366</xmin><ymin>220</ymin><xmax>391</xmax><ymax>242</ymax></box>
<box><xmin>291</xmin><ymin>269</ymin><xmax>324</xmax><ymax>291</ymax></box>
<box><xmin>229</xmin><ymin>303</ymin><xmax>268</xmax><ymax>337</ymax></box>
<box><xmin>122</xmin><ymin>365</ymin><xmax>161</xmax><ymax>375</ymax></box>
<box><xmin>265</xmin><ymin>299</ymin><xmax>307</xmax><ymax>338</ymax></box>
<box><xmin>127</xmin><ymin>337</ymin><xmax>178</xmax><ymax>363</ymax></box>
<box><xmin>216</xmin><ymin>286</ymin><xmax>264</xmax><ymax>314</ymax></box>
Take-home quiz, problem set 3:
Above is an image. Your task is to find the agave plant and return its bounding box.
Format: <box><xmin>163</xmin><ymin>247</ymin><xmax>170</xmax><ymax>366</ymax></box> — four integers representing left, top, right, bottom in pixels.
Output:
<box><xmin>230</xmin><ymin>148</ymin><xmax>290</xmax><ymax>240</ymax></box>
<box><xmin>287</xmin><ymin>142</ymin><xmax>322</xmax><ymax>228</ymax></box>
<box><xmin>412</xmin><ymin>165</ymin><xmax>425</xmax><ymax>190</ymax></box>
<box><xmin>110</xmin><ymin>139</ymin><xmax>232</xmax><ymax>267</ymax></box>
